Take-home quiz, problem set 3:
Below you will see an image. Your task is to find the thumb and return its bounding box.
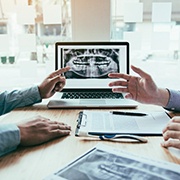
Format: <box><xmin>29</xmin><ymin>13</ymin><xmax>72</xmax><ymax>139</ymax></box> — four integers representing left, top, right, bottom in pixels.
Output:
<box><xmin>125</xmin><ymin>93</ymin><xmax>133</xmax><ymax>100</ymax></box>
<box><xmin>131</xmin><ymin>65</ymin><xmax>150</xmax><ymax>79</ymax></box>
<box><xmin>50</xmin><ymin>75</ymin><xmax>63</xmax><ymax>85</ymax></box>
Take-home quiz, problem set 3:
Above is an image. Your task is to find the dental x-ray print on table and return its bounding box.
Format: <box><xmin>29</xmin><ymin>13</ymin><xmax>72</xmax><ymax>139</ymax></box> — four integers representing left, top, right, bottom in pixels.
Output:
<box><xmin>47</xmin><ymin>42</ymin><xmax>138</xmax><ymax>109</ymax></box>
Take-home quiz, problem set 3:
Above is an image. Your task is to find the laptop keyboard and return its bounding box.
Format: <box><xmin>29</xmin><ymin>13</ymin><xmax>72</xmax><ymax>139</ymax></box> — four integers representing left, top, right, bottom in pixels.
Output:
<box><xmin>61</xmin><ymin>92</ymin><xmax>123</xmax><ymax>99</ymax></box>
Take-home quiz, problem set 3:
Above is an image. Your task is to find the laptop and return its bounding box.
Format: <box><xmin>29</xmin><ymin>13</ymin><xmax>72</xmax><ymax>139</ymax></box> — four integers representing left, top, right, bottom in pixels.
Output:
<box><xmin>47</xmin><ymin>41</ymin><xmax>138</xmax><ymax>108</ymax></box>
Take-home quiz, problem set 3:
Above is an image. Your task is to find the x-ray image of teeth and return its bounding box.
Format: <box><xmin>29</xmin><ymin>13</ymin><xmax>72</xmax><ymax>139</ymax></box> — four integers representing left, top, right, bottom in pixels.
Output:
<box><xmin>63</xmin><ymin>48</ymin><xmax>120</xmax><ymax>78</ymax></box>
<box><xmin>56</xmin><ymin>148</ymin><xmax>180</xmax><ymax>180</ymax></box>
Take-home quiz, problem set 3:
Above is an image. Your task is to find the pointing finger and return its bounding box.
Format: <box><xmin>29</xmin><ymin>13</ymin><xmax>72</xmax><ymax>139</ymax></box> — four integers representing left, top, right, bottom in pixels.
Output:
<box><xmin>50</xmin><ymin>66</ymin><xmax>70</xmax><ymax>77</ymax></box>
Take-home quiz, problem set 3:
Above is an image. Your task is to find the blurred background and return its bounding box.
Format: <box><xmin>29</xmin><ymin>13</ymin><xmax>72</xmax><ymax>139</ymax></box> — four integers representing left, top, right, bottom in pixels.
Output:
<box><xmin>0</xmin><ymin>0</ymin><xmax>180</xmax><ymax>91</ymax></box>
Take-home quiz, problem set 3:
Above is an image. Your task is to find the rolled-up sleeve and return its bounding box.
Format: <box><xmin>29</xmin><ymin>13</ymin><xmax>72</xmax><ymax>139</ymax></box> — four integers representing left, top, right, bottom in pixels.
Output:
<box><xmin>164</xmin><ymin>89</ymin><xmax>180</xmax><ymax>112</ymax></box>
<box><xmin>0</xmin><ymin>124</ymin><xmax>20</xmax><ymax>157</ymax></box>
<box><xmin>0</xmin><ymin>86</ymin><xmax>42</xmax><ymax>115</ymax></box>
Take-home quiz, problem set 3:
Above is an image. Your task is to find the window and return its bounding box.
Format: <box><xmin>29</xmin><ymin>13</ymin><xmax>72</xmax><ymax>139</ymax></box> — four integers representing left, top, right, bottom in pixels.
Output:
<box><xmin>0</xmin><ymin>0</ymin><xmax>72</xmax><ymax>90</ymax></box>
<box><xmin>0</xmin><ymin>0</ymin><xmax>71</xmax><ymax>65</ymax></box>
<box><xmin>0</xmin><ymin>0</ymin><xmax>180</xmax><ymax>89</ymax></box>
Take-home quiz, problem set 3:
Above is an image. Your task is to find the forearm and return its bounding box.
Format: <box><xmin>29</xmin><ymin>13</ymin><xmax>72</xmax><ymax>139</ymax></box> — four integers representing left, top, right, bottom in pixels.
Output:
<box><xmin>154</xmin><ymin>88</ymin><xmax>170</xmax><ymax>107</ymax></box>
<box><xmin>0</xmin><ymin>86</ymin><xmax>42</xmax><ymax>115</ymax></box>
<box><xmin>164</xmin><ymin>89</ymin><xmax>180</xmax><ymax>112</ymax></box>
<box><xmin>0</xmin><ymin>124</ymin><xmax>20</xmax><ymax>157</ymax></box>
<box><xmin>145</xmin><ymin>88</ymin><xmax>180</xmax><ymax>111</ymax></box>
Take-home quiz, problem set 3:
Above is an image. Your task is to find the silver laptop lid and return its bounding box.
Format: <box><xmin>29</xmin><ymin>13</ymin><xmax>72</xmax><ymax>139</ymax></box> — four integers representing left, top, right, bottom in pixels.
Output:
<box><xmin>55</xmin><ymin>42</ymin><xmax>129</xmax><ymax>91</ymax></box>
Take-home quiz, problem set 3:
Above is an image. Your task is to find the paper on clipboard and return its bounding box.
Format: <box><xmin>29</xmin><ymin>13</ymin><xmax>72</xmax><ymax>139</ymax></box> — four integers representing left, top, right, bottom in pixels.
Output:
<box><xmin>75</xmin><ymin>110</ymin><xmax>170</xmax><ymax>136</ymax></box>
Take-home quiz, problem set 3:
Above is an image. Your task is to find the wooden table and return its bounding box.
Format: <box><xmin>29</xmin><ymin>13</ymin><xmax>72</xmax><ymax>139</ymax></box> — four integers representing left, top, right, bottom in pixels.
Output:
<box><xmin>0</xmin><ymin>102</ymin><xmax>180</xmax><ymax>180</ymax></box>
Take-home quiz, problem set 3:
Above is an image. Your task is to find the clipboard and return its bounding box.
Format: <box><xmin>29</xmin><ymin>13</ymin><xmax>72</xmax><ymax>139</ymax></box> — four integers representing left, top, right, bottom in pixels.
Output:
<box><xmin>75</xmin><ymin>110</ymin><xmax>171</xmax><ymax>136</ymax></box>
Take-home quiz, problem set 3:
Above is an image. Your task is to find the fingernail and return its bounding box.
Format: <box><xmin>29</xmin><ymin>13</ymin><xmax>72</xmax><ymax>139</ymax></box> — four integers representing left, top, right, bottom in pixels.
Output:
<box><xmin>66</xmin><ymin>125</ymin><xmax>71</xmax><ymax>129</ymax></box>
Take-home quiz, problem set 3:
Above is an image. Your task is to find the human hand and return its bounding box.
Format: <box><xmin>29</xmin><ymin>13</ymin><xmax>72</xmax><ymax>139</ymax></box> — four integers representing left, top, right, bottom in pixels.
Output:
<box><xmin>17</xmin><ymin>116</ymin><xmax>71</xmax><ymax>146</ymax></box>
<box><xmin>38</xmin><ymin>66</ymin><xmax>70</xmax><ymax>99</ymax></box>
<box><xmin>108</xmin><ymin>65</ymin><xmax>169</xmax><ymax>106</ymax></box>
<box><xmin>161</xmin><ymin>116</ymin><xmax>180</xmax><ymax>149</ymax></box>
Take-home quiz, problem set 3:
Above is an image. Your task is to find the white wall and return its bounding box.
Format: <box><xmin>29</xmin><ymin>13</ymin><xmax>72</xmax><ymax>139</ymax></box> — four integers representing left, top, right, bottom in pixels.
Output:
<box><xmin>71</xmin><ymin>0</ymin><xmax>111</xmax><ymax>41</ymax></box>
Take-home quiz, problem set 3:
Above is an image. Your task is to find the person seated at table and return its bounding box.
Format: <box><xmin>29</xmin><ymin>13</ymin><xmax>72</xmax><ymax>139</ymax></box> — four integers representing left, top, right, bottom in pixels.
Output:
<box><xmin>108</xmin><ymin>65</ymin><xmax>180</xmax><ymax>150</ymax></box>
<box><xmin>0</xmin><ymin>67</ymin><xmax>71</xmax><ymax>157</ymax></box>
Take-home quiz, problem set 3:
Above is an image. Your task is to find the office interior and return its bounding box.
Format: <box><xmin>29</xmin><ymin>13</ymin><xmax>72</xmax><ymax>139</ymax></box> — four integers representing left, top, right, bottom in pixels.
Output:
<box><xmin>0</xmin><ymin>0</ymin><xmax>180</xmax><ymax>91</ymax></box>
<box><xmin>1</xmin><ymin>1</ymin><xmax>180</xmax><ymax>179</ymax></box>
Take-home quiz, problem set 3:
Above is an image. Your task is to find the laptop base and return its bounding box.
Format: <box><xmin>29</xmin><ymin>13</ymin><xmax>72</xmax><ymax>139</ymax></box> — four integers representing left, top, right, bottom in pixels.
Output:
<box><xmin>47</xmin><ymin>99</ymin><xmax>138</xmax><ymax>109</ymax></box>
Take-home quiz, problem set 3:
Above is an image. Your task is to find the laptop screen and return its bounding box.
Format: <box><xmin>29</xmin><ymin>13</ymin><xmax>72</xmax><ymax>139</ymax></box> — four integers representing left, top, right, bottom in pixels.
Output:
<box><xmin>55</xmin><ymin>42</ymin><xmax>129</xmax><ymax>90</ymax></box>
